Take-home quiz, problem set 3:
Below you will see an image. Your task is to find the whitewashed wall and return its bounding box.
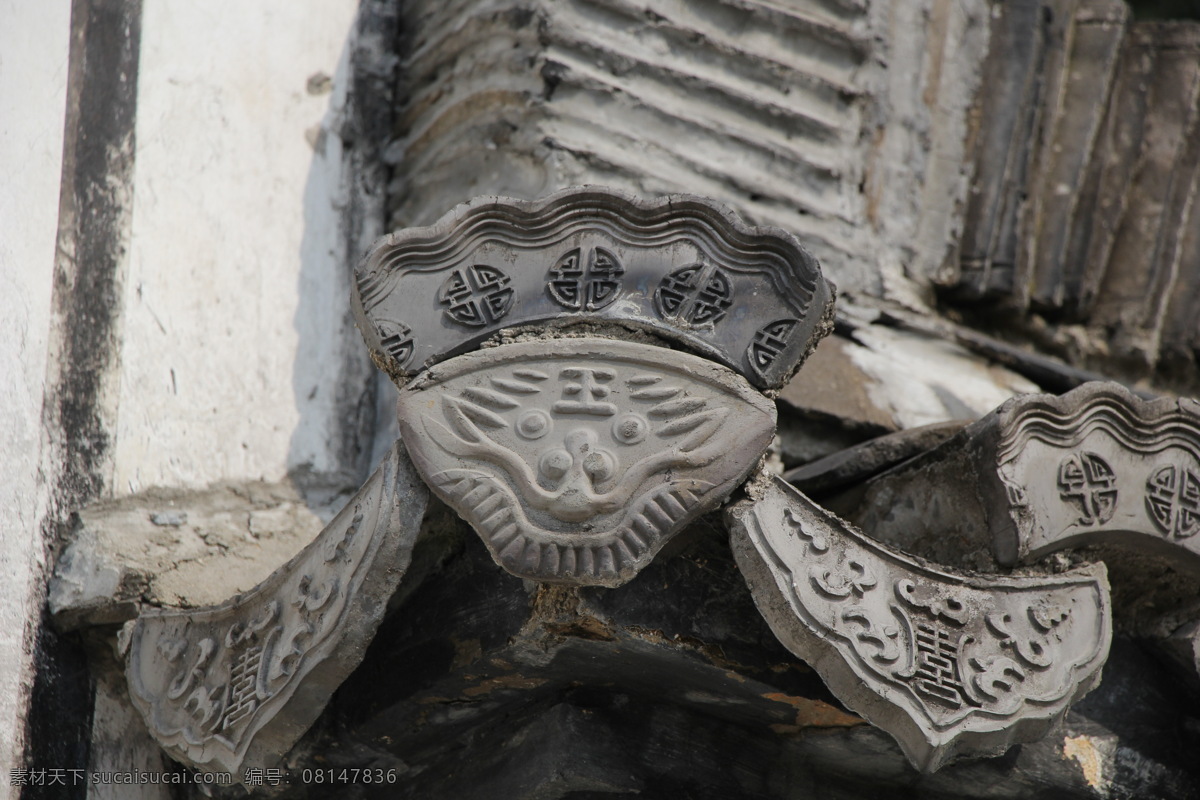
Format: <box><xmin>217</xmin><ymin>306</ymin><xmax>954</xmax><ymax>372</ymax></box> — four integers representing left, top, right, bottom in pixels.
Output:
<box><xmin>0</xmin><ymin>0</ymin><xmax>72</xmax><ymax>791</ymax></box>
<box><xmin>1</xmin><ymin>0</ymin><xmax>366</xmax><ymax>791</ymax></box>
<box><xmin>113</xmin><ymin>1</ymin><xmax>363</xmax><ymax>494</ymax></box>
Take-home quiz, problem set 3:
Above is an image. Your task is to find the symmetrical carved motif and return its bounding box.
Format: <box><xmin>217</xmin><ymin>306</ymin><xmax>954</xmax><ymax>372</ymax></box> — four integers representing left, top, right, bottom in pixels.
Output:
<box><xmin>374</xmin><ymin>319</ymin><xmax>415</xmax><ymax>369</ymax></box>
<box><xmin>844</xmin><ymin>383</ymin><xmax>1200</xmax><ymax>571</ymax></box>
<box><xmin>123</xmin><ymin>443</ymin><xmax>430</xmax><ymax>776</ymax></box>
<box><xmin>546</xmin><ymin>246</ymin><xmax>624</xmax><ymax>312</ymax></box>
<box><xmin>1145</xmin><ymin>464</ymin><xmax>1200</xmax><ymax>539</ymax></box>
<box><xmin>654</xmin><ymin>264</ymin><xmax>733</xmax><ymax>326</ymax></box>
<box><xmin>747</xmin><ymin>319</ymin><xmax>799</xmax><ymax>382</ymax></box>
<box><xmin>438</xmin><ymin>264</ymin><xmax>514</xmax><ymax>327</ymax></box>
<box><xmin>729</xmin><ymin>476</ymin><xmax>1111</xmax><ymax>772</ymax></box>
<box><xmin>398</xmin><ymin>338</ymin><xmax>776</xmax><ymax>586</ymax></box>
<box><xmin>353</xmin><ymin>187</ymin><xmax>835</xmax><ymax>390</ymax></box>
<box><xmin>993</xmin><ymin>383</ymin><xmax>1200</xmax><ymax>563</ymax></box>
<box><xmin>1057</xmin><ymin>451</ymin><xmax>1118</xmax><ymax>526</ymax></box>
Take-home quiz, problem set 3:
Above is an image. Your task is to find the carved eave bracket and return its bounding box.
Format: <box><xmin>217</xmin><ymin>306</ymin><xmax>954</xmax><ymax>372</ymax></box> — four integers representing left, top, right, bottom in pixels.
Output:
<box><xmin>352</xmin><ymin>186</ymin><xmax>836</xmax><ymax>392</ymax></box>
<box><xmin>398</xmin><ymin>338</ymin><xmax>777</xmax><ymax>586</ymax></box>
<box><xmin>356</xmin><ymin>186</ymin><xmax>835</xmax><ymax>587</ymax></box>
<box><xmin>122</xmin><ymin>442</ymin><xmax>430</xmax><ymax>777</ymax></box>
<box><xmin>729</xmin><ymin>476</ymin><xmax>1112</xmax><ymax>773</ymax></box>
<box><xmin>845</xmin><ymin>382</ymin><xmax>1200</xmax><ymax>574</ymax></box>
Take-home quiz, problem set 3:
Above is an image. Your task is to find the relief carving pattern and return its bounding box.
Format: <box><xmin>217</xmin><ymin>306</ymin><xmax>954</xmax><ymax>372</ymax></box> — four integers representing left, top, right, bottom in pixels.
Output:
<box><xmin>124</xmin><ymin>443</ymin><xmax>429</xmax><ymax>776</ymax></box>
<box><xmin>121</xmin><ymin>187</ymin><xmax>1135</xmax><ymax>780</ymax></box>
<box><xmin>848</xmin><ymin>383</ymin><xmax>1200</xmax><ymax>571</ymax></box>
<box><xmin>1057</xmin><ymin>451</ymin><xmax>1118</xmax><ymax>526</ymax></box>
<box><xmin>546</xmin><ymin>246</ymin><xmax>624</xmax><ymax>312</ymax></box>
<box><xmin>746</xmin><ymin>319</ymin><xmax>799</xmax><ymax>382</ymax></box>
<box><xmin>374</xmin><ymin>319</ymin><xmax>415</xmax><ymax>370</ymax></box>
<box><xmin>438</xmin><ymin>264</ymin><xmax>514</xmax><ymax>327</ymax></box>
<box><xmin>995</xmin><ymin>383</ymin><xmax>1200</xmax><ymax>564</ymax></box>
<box><xmin>353</xmin><ymin>187</ymin><xmax>834</xmax><ymax>390</ymax></box>
<box><xmin>654</xmin><ymin>264</ymin><xmax>734</xmax><ymax>326</ymax></box>
<box><xmin>398</xmin><ymin>338</ymin><xmax>776</xmax><ymax>586</ymax></box>
<box><xmin>729</xmin><ymin>476</ymin><xmax>1110</xmax><ymax>772</ymax></box>
<box><xmin>1145</xmin><ymin>464</ymin><xmax>1200</xmax><ymax>539</ymax></box>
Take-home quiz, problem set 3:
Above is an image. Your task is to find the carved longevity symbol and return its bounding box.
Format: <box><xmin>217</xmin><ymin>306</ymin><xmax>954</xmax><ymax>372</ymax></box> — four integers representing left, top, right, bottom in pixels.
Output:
<box><xmin>907</xmin><ymin>622</ymin><xmax>973</xmax><ymax>708</ymax></box>
<box><xmin>1145</xmin><ymin>464</ymin><xmax>1200</xmax><ymax>539</ymax></box>
<box><xmin>224</xmin><ymin>647</ymin><xmax>264</xmax><ymax>730</ymax></box>
<box><xmin>438</xmin><ymin>264</ymin><xmax>514</xmax><ymax>327</ymax></box>
<box><xmin>352</xmin><ymin>188</ymin><xmax>835</xmax><ymax>390</ymax></box>
<box><xmin>374</xmin><ymin>319</ymin><xmax>415</xmax><ymax>369</ymax></box>
<box><xmin>546</xmin><ymin>246</ymin><xmax>625</xmax><ymax>311</ymax></box>
<box><xmin>125</xmin><ymin>445</ymin><xmax>427</xmax><ymax>776</ymax></box>
<box><xmin>654</xmin><ymin>264</ymin><xmax>733</xmax><ymax>326</ymax></box>
<box><xmin>216</xmin><ymin>602</ymin><xmax>281</xmax><ymax>733</ymax></box>
<box><xmin>894</xmin><ymin>580</ymin><xmax>974</xmax><ymax>707</ymax></box>
<box><xmin>747</xmin><ymin>319</ymin><xmax>799</xmax><ymax>380</ymax></box>
<box><xmin>1057</xmin><ymin>451</ymin><xmax>1118</xmax><ymax>525</ymax></box>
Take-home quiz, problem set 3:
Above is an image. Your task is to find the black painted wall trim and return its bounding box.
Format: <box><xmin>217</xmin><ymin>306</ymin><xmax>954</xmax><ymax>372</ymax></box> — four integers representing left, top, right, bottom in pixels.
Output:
<box><xmin>21</xmin><ymin>0</ymin><xmax>142</xmax><ymax>797</ymax></box>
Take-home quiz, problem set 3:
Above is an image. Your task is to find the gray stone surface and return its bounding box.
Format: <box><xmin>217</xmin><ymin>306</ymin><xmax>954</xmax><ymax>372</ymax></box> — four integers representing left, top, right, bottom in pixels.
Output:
<box><xmin>398</xmin><ymin>337</ymin><xmax>776</xmax><ymax>586</ymax></box>
<box><xmin>262</xmin><ymin>501</ymin><xmax>1198</xmax><ymax>800</ymax></box>
<box><xmin>951</xmin><ymin>0</ymin><xmax>1052</xmax><ymax>300</ymax></box>
<box><xmin>728</xmin><ymin>475</ymin><xmax>1111</xmax><ymax>773</ymax></box>
<box><xmin>782</xmin><ymin>319</ymin><xmax>1040</xmax><ymax>433</ymax></box>
<box><xmin>380</xmin><ymin>0</ymin><xmax>993</xmax><ymax>303</ymax></box>
<box><xmin>993</xmin><ymin>383</ymin><xmax>1200</xmax><ymax>565</ymax></box>
<box><xmin>21</xmin><ymin>0</ymin><xmax>1200</xmax><ymax>795</ymax></box>
<box><xmin>777</xmin><ymin>334</ymin><xmax>899</xmax><ymax>434</ymax></box>
<box><xmin>1090</xmin><ymin>24</ymin><xmax>1200</xmax><ymax>364</ymax></box>
<box><xmin>122</xmin><ymin>441</ymin><xmax>429</xmax><ymax>777</ymax></box>
<box><xmin>845</xmin><ymin>382</ymin><xmax>1200</xmax><ymax>574</ymax></box>
<box><xmin>1026</xmin><ymin>1</ymin><xmax>1127</xmax><ymax>310</ymax></box>
<box><xmin>783</xmin><ymin>421</ymin><xmax>968</xmax><ymax>497</ymax></box>
<box><xmin>939</xmin><ymin>13</ymin><xmax>1200</xmax><ymax>384</ymax></box>
<box><xmin>354</xmin><ymin>186</ymin><xmax>835</xmax><ymax>391</ymax></box>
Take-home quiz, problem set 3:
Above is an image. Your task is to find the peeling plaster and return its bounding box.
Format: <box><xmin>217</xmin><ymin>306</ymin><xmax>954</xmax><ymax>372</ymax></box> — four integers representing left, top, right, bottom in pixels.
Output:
<box><xmin>1063</xmin><ymin>734</ymin><xmax>1110</xmax><ymax>795</ymax></box>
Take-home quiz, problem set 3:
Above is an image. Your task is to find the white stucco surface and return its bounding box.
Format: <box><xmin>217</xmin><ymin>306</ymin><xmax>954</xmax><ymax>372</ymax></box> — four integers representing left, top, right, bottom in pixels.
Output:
<box><xmin>846</xmin><ymin>325</ymin><xmax>1040</xmax><ymax>428</ymax></box>
<box><xmin>112</xmin><ymin>0</ymin><xmax>360</xmax><ymax>495</ymax></box>
<box><xmin>0</xmin><ymin>0</ymin><xmax>72</xmax><ymax>790</ymax></box>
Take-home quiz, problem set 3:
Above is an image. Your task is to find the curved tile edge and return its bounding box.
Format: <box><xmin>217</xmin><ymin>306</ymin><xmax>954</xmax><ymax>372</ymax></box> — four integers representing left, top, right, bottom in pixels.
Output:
<box><xmin>121</xmin><ymin>441</ymin><xmax>430</xmax><ymax>778</ymax></box>
<box><xmin>728</xmin><ymin>475</ymin><xmax>1112</xmax><ymax>773</ymax></box>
